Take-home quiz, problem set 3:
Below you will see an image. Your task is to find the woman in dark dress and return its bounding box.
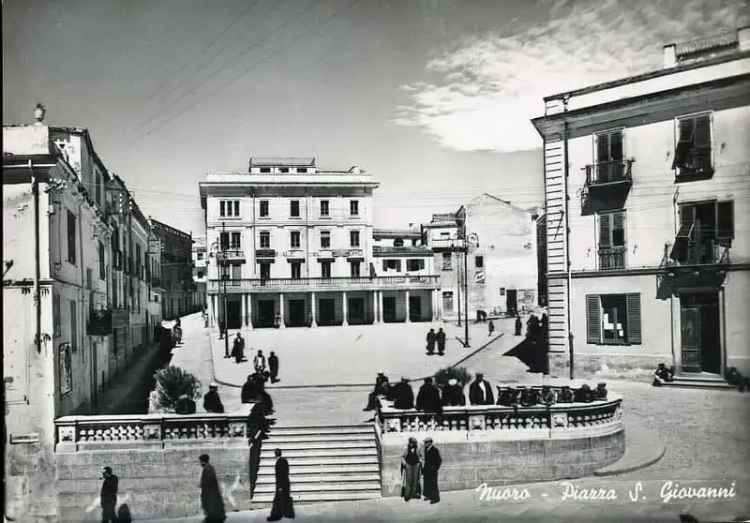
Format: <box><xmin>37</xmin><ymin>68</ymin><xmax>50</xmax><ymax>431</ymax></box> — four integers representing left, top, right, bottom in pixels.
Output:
<box><xmin>199</xmin><ymin>454</ymin><xmax>226</xmax><ymax>523</ymax></box>
<box><xmin>401</xmin><ymin>437</ymin><xmax>422</xmax><ymax>502</ymax></box>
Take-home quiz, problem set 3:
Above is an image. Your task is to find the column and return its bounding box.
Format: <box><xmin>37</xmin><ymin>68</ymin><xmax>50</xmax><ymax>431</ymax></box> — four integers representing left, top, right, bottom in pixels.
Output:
<box><xmin>405</xmin><ymin>289</ymin><xmax>411</xmax><ymax>323</ymax></box>
<box><xmin>247</xmin><ymin>294</ymin><xmax>253</xmax><ymax>330</ymax></box>
<box><xmin>431</xmin><ymin>290</ymin><xmax>438</xmax><ymax>321</ymax></box>
<box><xmin>209</xmin><ymin>295</ymin><xmax>216</xmax><ymax>327</ymax></box>
<box><xmin>278</xmin><ymin>292</ymin><xmax>285</xmax><ymax>328</ymax></box>
<box><xmin>436</xmin><ymin>289</ymin><xmax>443</xmax><ymax>320</ymax></box>
<box><xmin>342</xmin><ymin>291</ymin><xmax>348</xmax><ymax>326</ymax></box>
<box><xmin>310</xmin><ymin>292</ymin><xmax>317</xmax><ymax>327</ymax></box>
<box><xmin>371</xmin><ymin>291</ymin><xmax>378</xmax><ymax>324</ymax></box>
<box><xmin>241</xmin><ymin>293</ymin><xmax>247</xmax><ymax>328</ymax></box>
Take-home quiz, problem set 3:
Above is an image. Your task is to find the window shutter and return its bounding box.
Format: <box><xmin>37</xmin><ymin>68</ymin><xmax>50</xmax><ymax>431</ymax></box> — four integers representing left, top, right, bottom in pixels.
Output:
<box><xmin>717</xmin><ymin>201</ymin><xmax>734</xmax><ymax>239</ymax></box>
<box><xmin>626</xmin><ymin>293</ymin><xmax>642</xmax><ymax>344</ymax></box>
<box><xmin>612</xmin><ymin>211</ymin><xmax>625</xmax><ymax>247</ymax></box>
<box><xmin>610</xmin><ymin>131</ymin><xmax>623</xmax><ymax>160</ymax></box>
<box><xmin>596</xmin><ymin>133</ymin><xmax>609</xmax><ymax>163</ymax></box>
<box><xmin>694</xmin><ymin>116</ymin><xmax>710</xmax><ymax>148</ymax></box>
<box><xmin>234</xmin><ymin>201</ymin><xmax>240</xmax><ymax>216</ymax></box>
<box><xmin>220</xmin><ymin>201</ymin><xmax>225</xmax><ymax>216</ymax></box>
<box><xmin>586</xmin><ymin>295</ymin><xmax>601</xmax><ymax>344</ymax></box>
<box><xmin>599</xmin><ymin>214</ymin><xmax>611</xmax><ymax>248</ymax></box>
<box><xmin>673</xmin><ymin>118</ymin><xmax>694</xmax><ymax>169</ymax></box>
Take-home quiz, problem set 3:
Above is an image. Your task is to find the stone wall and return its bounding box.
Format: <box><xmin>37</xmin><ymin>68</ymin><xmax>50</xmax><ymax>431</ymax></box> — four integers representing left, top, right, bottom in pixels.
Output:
<box><xmin>379</xmin><ymin>429</ymin><xmax>625</xmax><ymax>496</ymax></box>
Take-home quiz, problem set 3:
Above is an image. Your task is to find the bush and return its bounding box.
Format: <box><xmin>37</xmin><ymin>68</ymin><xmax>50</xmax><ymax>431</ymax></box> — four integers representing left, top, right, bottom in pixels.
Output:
<box><xmin>434</xmin><ymin>366</ymin><xmax>472</xmax><ymax>387</ymax></box>
<box><xmin>153</xmin><ymin>366</ymin><xmax>201</xmax><ymax>411</ymax></box>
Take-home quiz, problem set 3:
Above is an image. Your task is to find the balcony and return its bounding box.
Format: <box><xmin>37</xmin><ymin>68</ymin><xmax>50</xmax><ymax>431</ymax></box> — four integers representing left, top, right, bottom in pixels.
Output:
<box><xmin>255</xmin><ymin>248</ymin><xmax>276</xmax><ymax>259</ymax></box>
<box><xmin>373</xmin><ymin>245</ymin><xmax>433</xmax><ymax>256</ymax></box>
<box><xmin>658</xmin><ymin>239</ymin><xmax>730</xmax><ymax>298</ymax></box>
<box><xmin>215</xmin><ymin>249</ymin><xmax>246</xmax><ymax>264</ymax></box>
<box><xmin>207</xmin><ymin>275</ymin><xmax>440</xmax><ymax>294</ymax></box>
<box><xmin>581</xmin><ymin>160</ymin><xmax>633</xmax><ymax>214</ymax></box>
<box><xmin>598</xmin><ymin>247</ymin><xmax>626</xmax><ymax>270</ymax></box>
<box><xmin>86</xmin><ymin>309</ymin><xmax>112</xmax><ymax>336</ymax></box>
<box><xmin>429</xmin><ymin>238</ymin><xmax>464</xmax><ymax>252</ymax></box>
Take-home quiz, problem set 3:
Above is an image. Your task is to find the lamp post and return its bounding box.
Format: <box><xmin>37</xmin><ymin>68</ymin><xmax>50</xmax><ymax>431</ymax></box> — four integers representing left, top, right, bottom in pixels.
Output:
<box><xmin>221</xmin><ymin>221</ymin><xmax>230</xmax><ymax>358</ymax></box>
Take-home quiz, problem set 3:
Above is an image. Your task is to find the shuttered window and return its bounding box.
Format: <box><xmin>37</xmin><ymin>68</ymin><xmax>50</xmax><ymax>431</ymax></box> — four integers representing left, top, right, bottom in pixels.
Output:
<box><xmin>717</xmin><ymin>201</ymin><xmax>734</xmax><ymax>240</ymax></box>
<box><xmin>67</xmin><ymin>210</ymin><xmax>77</xmax><ymax>264</ymax></box>
<box><xmin>673</xmin><ymin>114</ymin><xmax>712</xmax><ymax>176</ymax></box>
<box><xmin>586</xmin><ymin>293</ymin><xmax>641</xmax><ymax>345</ymax></box>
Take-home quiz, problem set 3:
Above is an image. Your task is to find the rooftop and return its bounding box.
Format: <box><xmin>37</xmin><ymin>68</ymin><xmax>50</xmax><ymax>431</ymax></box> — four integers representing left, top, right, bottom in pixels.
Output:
<box><xmin>249</xmin><ymin>157</ymin><xmax>316</xmax><ymax>167</ymax></box>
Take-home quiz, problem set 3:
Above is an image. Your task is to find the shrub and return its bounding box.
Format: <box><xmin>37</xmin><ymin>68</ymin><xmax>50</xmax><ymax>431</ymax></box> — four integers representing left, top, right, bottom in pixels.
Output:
<box><xmin>434</xmin><ymin>366</ymin><xmax>472</xmax><ymax>387</ymax></box>
<box><xmin>153</xmin><ymin>366</ymin><xmax>201</xmax><ymax>411</ymax></box>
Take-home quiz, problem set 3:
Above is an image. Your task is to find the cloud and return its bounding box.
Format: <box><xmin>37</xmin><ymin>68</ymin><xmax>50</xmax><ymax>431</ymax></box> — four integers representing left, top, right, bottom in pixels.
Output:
<box><xmin>393</xmin><ymin>0</ymin><xmax>749</xmax><ymax>153</ymax></box>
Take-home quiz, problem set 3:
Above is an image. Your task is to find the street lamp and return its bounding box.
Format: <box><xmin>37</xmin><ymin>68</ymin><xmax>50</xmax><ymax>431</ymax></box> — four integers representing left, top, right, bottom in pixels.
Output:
<box><xmin>220</xmin><ymin>221</ymin><xmax>230</xmax><ymax>358</ymax></box>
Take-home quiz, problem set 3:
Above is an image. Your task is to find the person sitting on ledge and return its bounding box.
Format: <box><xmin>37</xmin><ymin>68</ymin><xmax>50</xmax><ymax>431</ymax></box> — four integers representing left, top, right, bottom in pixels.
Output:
<box><xmin>203</xmin><ymin>383</ymin><xmax>225</xmax><ymax>413</ymax></box>
<box><xmin>364</xmin><ymin>372</ymin><xmax>391</xmax><ymax>411</ymax></box>
<box><xmin>519</xmin><ymin>387</ymin><xmax>539</xmax><ymax>407</ymax></box>
<box><xmin>595</xmin><ymin>383</ymin><xmax>608</xmax><ymax>400</ymax></box>
<box><xmin>574</xmin><ymin>384</ymin><xmax>594</xmax><ymax>403</ymax></box>
<box><xmin>469</xmin><ymin>373</ymin><xmax>494</xmax><ymax>405</ymax></box>
<box><xmin>416</xmin><ymin>377</ymin><xmax>442</xmax><ymax>414</ymax></box>
<box><xmin>175</xmin><ymin>393</ymin><xmax>196</xmax><ymax>415</ymax></box>
<box><xmin>391</xmin><ymin>378</ymin><xmax>415</xmax><ymax>410</ymax></box>
<box><xmin>441</xmin><ymin>379</ymin><xmax>466</xmax><ymax>407</ymax></box>
<box><xmin>558</xmin><ymin>386</ymin><xmax>574</xmax><ymax>403</ymax></box>
<box><xmin>652</xmin><ymin>363</ymin><xmax>675</xmax><ymax>387</ymax></box>
<box><xmin>541</xmin><ymin>386</ymin><xmax>556</xmax><ymax>406</ymax></box>
<box><xmin>241</xmin><ymin>374</ymin><xmax>257</xmax><ymax>404</ymax></box>
<box><xmin>496</xmin><ymin>387</ymin><xmax>515</xmax><ymax>407</ymax></box>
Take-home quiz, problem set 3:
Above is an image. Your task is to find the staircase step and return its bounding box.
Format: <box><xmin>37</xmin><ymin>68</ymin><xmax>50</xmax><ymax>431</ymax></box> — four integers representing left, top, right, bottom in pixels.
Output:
<box><xmin>662</xmin><ymin>379</ymin><xmax>734</xmax><ymax>389</ymax></box>
<box><xmin>256</xmin><ymin>473</ymin><xmax>380</xmax><ymax>484</ymax></box>
<box><xmin>257</xmin><ymin>464</ymin><xmax>380</xmax><ymax>475</ymax></box>
<box><xmin>260</xmin><ymin>440</ymin><xmax>374</xmax><ymax>451</ymax></box>
<box><xmin>265</xmin><ymin>433</ymin><xmax>374</xmax><ymax>443</ymax></box>
<box><xmin>252</xmin><ymin>491</ymin><xmax>381</xmax><ymax>504</ymax></box>
<box><xmin>259</xmin><ymin>455</ymin><xmax>379</xmax><ymax>467</ymax></box>
<box><xmin>253</xmin><ymin>482</ymin><xmax>382</xmax><ymax>494</ymax></box>
<box><xmin>260</xmin><ymin>448</ymin><xmax>377</xmax><ymax>458</ymax></box>
<box><xmin>270</xmin><ymin>425</ymin><xmax>372</xmax><ymax>436</ymax></box>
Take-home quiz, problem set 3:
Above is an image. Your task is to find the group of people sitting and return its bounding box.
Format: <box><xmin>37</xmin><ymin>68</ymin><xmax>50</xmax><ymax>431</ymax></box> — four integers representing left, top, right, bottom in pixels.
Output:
<box><xmin>241</xmin><ymin>371</ymin><xmax>275</xmax><ymax>415</ymax></box>
<box><xmin>172</xmin><ymin>382</ymin><xmax>226</xmax><ymax>415</ymax></box>
<box><xmin>653</xmin><ymin>363</ymin><xmax>750</xmax><ymax>392</ymax></box>
<box><xmin>365</xmin><ymin>371</ymin><xmax>609</xmax><ymax>412</ymax></box>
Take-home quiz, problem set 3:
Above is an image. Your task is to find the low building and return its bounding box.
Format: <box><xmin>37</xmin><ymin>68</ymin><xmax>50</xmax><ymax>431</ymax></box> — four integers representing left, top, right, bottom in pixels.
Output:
<box><xmin>150</xmin><ymin>218</ymin><xmax>196</xmax><ymax>320</ymax></box>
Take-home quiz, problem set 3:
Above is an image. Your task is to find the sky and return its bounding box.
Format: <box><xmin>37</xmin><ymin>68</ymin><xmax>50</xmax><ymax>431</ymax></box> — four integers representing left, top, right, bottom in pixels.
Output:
<box><xmin>3</xmin><ymin>0</ymin><xmax>748</xmax><ymax>235</ymax></box>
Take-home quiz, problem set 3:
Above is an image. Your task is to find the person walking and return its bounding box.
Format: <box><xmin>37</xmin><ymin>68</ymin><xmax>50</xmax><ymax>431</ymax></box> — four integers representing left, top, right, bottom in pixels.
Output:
<box><xmin>267</xmin><ymin>449</ymin><xmax>294</xmax><ymax>521</ymax></box>
<box><xmin>254</xmin><ymin>350</ymin><xmax>267</xmax><ymax>375</ymax></box>
<box><xmin>199</xmin><ymin>454</ymin><xmax>226</xmax><ymax>523</ymax></box>
<box><xmin>422</xmin><ymin>437</ymin><xmax>442</xmax><ymax>504</ymax></box>
<box><xmin>425</xmin><ymin>328</ymin><xmax>436</xmax><ymax>355</ymax></box>
<box><xmin>203</xmin><ymin>383</ymin><xmax>225</xmax><ymax>413</ymax></box>
<box><xmin>469</xmin><ymin>373</ymin><xmax>494</xmax><ymax>405</ymax></box>
<box><xmin>488</xmin><ymin>320</ymin><xmax>495</xmax><ymax>337</ymax></box>
<box><xmin>269</xmin><ymin>351</ymin><xmax>279</xmax><ymax>383</ymax></box>
<box><xmin>100</xmin><ymin>466</ymin><xmax>118</xmax><ymax>523</ymax></box>
<box><xmin>173</xmin><ymin>319</ymin><xmax>182</xmax><ymax>345</ymax></box>
<box><xmin>515</xmin><ymin>315</ymin><xmax>523</xmax><ymax>336</ymax></box>
<box><xmin>400</xmin><ymin>437</ymin><xmax>422</xmax><ymax>502</ymax></box>
<box><xmin>232</xmin><ymin>332</ymin><xmax>246</xmax><ymax>364</ymax></box>
<box><xmin>436</xmin><ymin>328</ymin><xmax>446</xmax><ymax>356</ymax></box>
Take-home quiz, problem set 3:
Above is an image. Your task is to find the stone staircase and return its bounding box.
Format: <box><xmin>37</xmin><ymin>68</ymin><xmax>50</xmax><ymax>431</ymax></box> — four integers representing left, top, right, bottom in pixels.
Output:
<box><xmin>251</xmin><ymin>424</ymin><xmax>382</xmax><ymax>506</ymax></box>
<box><xmin>662</xmin><ymin>372</ymin><xmax>734</xmax><ymax>390</ymax></box>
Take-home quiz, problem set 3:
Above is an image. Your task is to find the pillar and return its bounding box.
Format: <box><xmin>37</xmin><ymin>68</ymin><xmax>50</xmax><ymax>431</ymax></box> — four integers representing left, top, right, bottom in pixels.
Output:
<box><xmin>247</xmin><ymin>294</ymin><xmax>253</xmax><ymax>330</ymax></box>
<box><xmin>436</xmin><ymin>289</ymin><xmax>443</xmax><ymax>320</ymax></box>
<box><xmin>379</xmin><ymin>290</ymin><xmax>385</xmax><ymax>323</ymax></box>
<box><xmin>342</xmin><ymin>291</ymin><xmax>348</xmax><ymax>326</ymax></box>
<box><xmin>431</xmin><ymin>290</ymin><xmax>437</xmax><ymax>321</ymax></box>
<box><xmin>209</xmin><ymin>295</ymin><xmax>216</xmax><ymax>327</ymax></box>
<box><xmin>241</xmin><ymin>293</ymin><xmax>247</xmax><ymax>328</ymax></box>
<box><xmin>278</xmin><ymin>292</ymin><xmax>285</xmax><ymax>328</ymax></box>
<box><xmin>372</xmin><ymin>291</ymin><xmax>378</xmax><ymax>324</ymax></box>
<box><xmin>405</xmin><ymin>289</ymin><xmax>411</xmax><ymax>323</ymax></box>
<box><xmin>310</xmin><ymin>292</ymin><xmax>317</xmax><ymax>327</ymax></box>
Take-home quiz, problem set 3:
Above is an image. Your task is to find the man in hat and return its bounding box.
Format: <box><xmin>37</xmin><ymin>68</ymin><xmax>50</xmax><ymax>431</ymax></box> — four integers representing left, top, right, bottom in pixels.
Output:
<box><xmin>469</xmin><ymin>372</ymin><xmax>494</xmax><ymax>405</ymax></box>
<box><xmin>392</xmin><ymin>377</ymin><xmax>415</xmax><ymax>410</ymax></box>
<box><xmin>232</xmin><ymin>332</ymin><xmax>246</xmax><ymax>364</ymax></box>
<box><xmin>203</xmin><ymin>383</ymin><xmax>225</xmax><ymax>413</ymax></box>
<box><xmin>269</xmin><ymin>351</ymin><xmax>280</xmax><ymax>383</ymax></box>
<box><xmin>441</xmin><ymin>379</ymin><xmax>465</xmax><ymax>407</ymax></box>
<box><xmin>422</xmin><ymin>437</ymin><xmax>442</xmax><ymax>504</ymax></box>
<box><xmin>416</xmin><ymin>377</ymin><xmax>442</xmax><ymax>414</ymax></box>
<box><xmin>436</xmin><ymin>328</ymin><xmax>446</xmax><ymax>356</ymax></box>
<box><xmin>254</xmin><ymin>350</ymin><xmax>267</xmax><ymax>375</ymax></box>
<box><xmin>100</xmin><ymin>466</ymin><xmax>118</xmax><ymax>523</ymax></box>
<box><xmin>199</xmin><ymin>454</ymin><xmax>226</xmax><ymax>523</ymax></box>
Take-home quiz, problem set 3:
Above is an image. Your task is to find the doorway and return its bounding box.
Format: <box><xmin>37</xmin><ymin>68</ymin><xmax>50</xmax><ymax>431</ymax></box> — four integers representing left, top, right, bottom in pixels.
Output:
<box><xmin>257</xmin><ymin>300</ymin><xmax>275</xmax><ymax>328</ymax></box>
<box><xmin>383</xmin><ymin>296</ymin><xmax>397</xmax><ymax>323</ymax></box>
<box><xmin>226</xmin><ymin>300</ymin><xmax>241</xmax><ymax>329</ymax></box>
<box><xmin>348</xmin><ymin>298</ymin><xmax>365</xmax><ymax>324</ymax></box>
<box><xmin>680</xmin><ymin>292</ymin><xmax>720</xmax><ymax>374</ymax></box>
<box><xmin>506</xmin><ymin>289</ymin><xmax>518</xmax><ymax>316</ymax></box>
<box><xmin>409</xmin><ymin>296</ymin><xmax>421</xmax><ymax>322</ymax></box>
<box><xmin>288</xmin><ymin>299</ymin><xmax>306</xmax><ymax>327</ymax></box>
<box><xmin>318</xmin><ymin>298</ymin><xmax>336</xmax><ymax>325</ymax></box>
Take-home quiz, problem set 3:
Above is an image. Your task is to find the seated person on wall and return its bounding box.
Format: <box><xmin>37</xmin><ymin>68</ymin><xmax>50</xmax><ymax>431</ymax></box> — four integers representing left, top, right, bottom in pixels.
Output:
<box><xmin>558</xmin><ymin>386</ymin><xmax>574</xmax><ymax>403</ymax></box>
<box><xmin>574</xmin><ymin>384</ymin><xmax>595</xmax><ymax>403</ymax></box>
<box><xmin>519</xmin><ymin>387</ymin><xmax>540</xmax><ymax>407</ymax></box>
<box><xmin>391</xmin><ymin>378</ymin><xmax>415</xmax><ymax>410</ymax></box>
<box><xmin>441</xmin><ymin>379</ymin><xmax>466</xmax><ymax>407</ymax></box>
<box><xmin>496</xmin><ymin>387</ymin><xmax>517</xmax><ymax>407</ymax></box>
<box><xmin>541</xmin><ymin>386</ymin><xmax>556</xmax><ymax>406</ymax></box>
<box><xmin>726</xmin><ymin>367</ymin><xmax>750</xmax><ymax>392</ymax></box>
<box><xmin>241</xmin><ymin>374</ymin><xmax>257</xmax><ymax>404</ymax></box>
<box><xmin>175</xmin><ymin>394</ymin><xmax>197</xmax><ymax>415</ymax></box>
<box><xmin>364</xmin><ymin>372</ymin><xmax>391</xmax><ymax>411</ymax></box>
<box><xmin>203</xmin><ymin>383</ymin><xmax>225</xmax><ymax>413</ymax></box>
<box><xmin>469</xmin><ymin>373</ymin><xmax>494</xmax><ymax>406</ymax></box>
<box><xmin>416</xmin><ymin>378</ymin><xmax>442</xmax><ymax>414</ymax></box>
<box><xmin>595</xmin><ymin>383</ymin><xmax>608</xmax><ymax>400</ymax></box>
<box><xmin>652</xmin><ymin>363</ymin><xmax>675</xmax><ymax>387</ymax></box>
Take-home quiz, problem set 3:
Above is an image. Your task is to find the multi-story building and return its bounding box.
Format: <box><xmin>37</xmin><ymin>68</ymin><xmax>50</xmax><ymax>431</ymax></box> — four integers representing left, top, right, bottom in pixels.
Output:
<box><xmin>423</xmin><ymin>194</ymin><xmax>539</xmax><ymax>321</ymax></box>
<box><xmin>192</xmin><ymin>234</ymin><xmax>208</xmax><ymax>312</ymax></box>
<box><xmin>150</xmin><ymin>218</ymin><xmax>196</xmax><ymax>320</ymax></box>
<box><xmin>199</xmin><ymin>157</ymin><xmax>440</xmax><ymax>329</ymax></box>
<box><xmin>532</xmin><ymin>27</ymin><xmax>750</xmax><ymax>380</ymax></box>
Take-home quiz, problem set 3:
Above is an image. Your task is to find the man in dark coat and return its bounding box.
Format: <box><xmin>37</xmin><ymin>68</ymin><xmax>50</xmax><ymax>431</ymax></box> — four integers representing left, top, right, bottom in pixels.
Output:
<box><xmin>441</xmin><ymin>379</ymin><xmax>465</xmax><ymax>407</ymax></box>
<box><xmin>363</xmin><ymin>372</ymin><xmax>390</xmax><ymax>411</ymax></box>
<box><xmin>426</xmin><ymin>329</ymin><xmax>436</xmax><ymax>355</ymax></box>
<box><xmin>100</xmin><ymin>466</ymin><xmax>118</xmax><ymax>523</ymax></box>
<box><xmin>269</xmin><ymin>351</ymin><xmax>280</xmax><ymax>383</ymax></box>
<box><xmin>241</xmin><ymin>375</ymin><xmax>257</xmax><ymax>404</ymax></box>
<box><xmin>436</xmin><ymin>328</ymin><xmax>446</xmax><ymax>356</ymax></box>
<box><xmin>469</xmin><ymin>373</ymin><xmax>494</xmax><ymax>405</ymax></box>
<box><xmin>416</xmin><ymin>377</ymin><xmax>442</xmax><ymax>413</ymax></box>
<box><xmin>267</xmin><ymin>449</ymin><xmax>294</xmax><ymax>521</ymax></box>
<box><xmin>203</xmin><ymin>383</ymin><xmax>225</xmax><ymax>413</ymax></box>
<box><xmin>392</xmin><ymin>378</ymin><xmax>415</xmax><ymax>410</ymax></box>
<box><xmin>232</xmin><ymin>333</ymin><xmax>246</xmax><ymax>364</ymax></box>
<box><xmin>199</xmin><ymin>454</ymin><xmax>226</xmax><ymax>523</ymax></box>
<box><xmin>515</xmin><ymin>315</ymin><xmax>523</xmax><ymax>336</ymax></box>
<box><xmin>175</xmin><ymin>393</ymin><xmax>197</xmax><ymax>414</ymax></box>
<box><xmin>422</xmin><ymin>438</ymin><xmax>442</xmax><ymax>504</ymax></box>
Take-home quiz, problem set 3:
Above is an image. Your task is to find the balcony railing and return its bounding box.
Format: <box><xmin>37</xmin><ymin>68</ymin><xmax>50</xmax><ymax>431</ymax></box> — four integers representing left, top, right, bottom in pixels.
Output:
<box><xmin>669</xmin><ymin>238</ymin><xmax>730</xmax><ymax>266</ymax></box>
<box><xmin>598</xmin><ymin>247</ymin><xmax>626</xmax><ymax>270</ymax></box>
<box><xmin>675</xmin><ymin>148</ymin><xmax>713</xmax><ymax>179</ymax></box>
<box><xmin>207</xmin><ymin>275</ymin><xmax>440</xmax><ymax>293</ymax></box>
<box><xmin>430</xmin><ymin>238</ymin><xmax>465</xmax><ymax>252</ymax></box>
<box><xmin>584</xmin><ymin>159</ymin><xmax>633</xmax><ymax>186</ymax></box>
<box><xmin>216</xmin><ymin>249</ymin><xmax>245</xmax><ymax>262</ymax></box>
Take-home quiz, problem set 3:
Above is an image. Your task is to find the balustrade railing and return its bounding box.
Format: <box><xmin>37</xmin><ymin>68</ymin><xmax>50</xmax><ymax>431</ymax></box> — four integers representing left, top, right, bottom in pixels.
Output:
<box><xmin>55</xmin><ymin>406</ymin><xmax>255</xmax><ymax>450</ymax></box>
<box><xmin>584</xmin><ymin>160</ymin><xmax>633</xmax><ymax>185</ymax></box>
<box><xmin>207</xmin><ymin>274</ymin><xmax>440</xmax><ymax>293</ymax></box>
<box><xmin>598</xmin><ymin>247</ymin><xmax>626</xmax><ymax>270</ymax></box>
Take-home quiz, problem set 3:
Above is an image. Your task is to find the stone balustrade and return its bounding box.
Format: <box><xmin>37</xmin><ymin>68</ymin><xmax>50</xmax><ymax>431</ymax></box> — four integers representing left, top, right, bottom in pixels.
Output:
<box><xmin>55</xmin><ymin>404</ymin><xmax>255</xmax><ymax>451</ymax></box>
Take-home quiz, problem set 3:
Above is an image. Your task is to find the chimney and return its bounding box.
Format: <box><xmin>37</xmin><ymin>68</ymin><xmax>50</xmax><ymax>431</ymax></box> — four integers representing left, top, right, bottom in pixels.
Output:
<box><xmin>739</xmin><ymin>26</ymin><xmax>750</xmax><ymax>52</ymax></box>
<box><xmin>349</xmin><ymin>164</ymin><xmax>361</xmax><ymax>174</ymax></box>
<box><xmin>33</xmin><ymin>103</ymin><xmax>46</xmax><ymax>125</ymax></box>
<box><xmin>663</xmin><ymin>44</ymin><xmax>676</xmax><ymax>68</ymax></box>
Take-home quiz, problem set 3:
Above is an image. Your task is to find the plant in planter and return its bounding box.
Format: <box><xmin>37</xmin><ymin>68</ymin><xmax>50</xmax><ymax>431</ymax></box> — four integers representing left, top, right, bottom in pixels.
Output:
<box><xmin>153</xmin><ymin>366</ymin><xmax>201</xmax><ymax>412</ymax></box>
<box><xmin>434</xmin><ymin>366</ymin><xmax>472</xmax><ymax>387</ymax></box>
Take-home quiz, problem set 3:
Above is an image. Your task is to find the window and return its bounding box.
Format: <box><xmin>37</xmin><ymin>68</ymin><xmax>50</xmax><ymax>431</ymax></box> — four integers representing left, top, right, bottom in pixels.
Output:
<box><xmin>598</xmin><ymin>211</ymin><xmax>626</xmax><ymax>270</ymax></box>
<box><xmin>320</xmin><ymin>230</ymin><xmax>331</xmax><ymax>248</ymax></box>
<box><xmin>297</xmin><ymin>168</ymin><xmax>307</xmax><ymax>174</ymax></box>
<box><xmin>231</xmin><ymin>264</ymin><xmax>241</xmax><ymax>285</ymax></box>
<box><xmin>350</xmin><ymin>200</ymin><xmax>359</xmax><ymax>216</ymax></box>
<box><xmin>260</xmin><ymin>231</ymin><xmax>270</xmax><ymax>248</ymax></box>
<box><xmin>442</xmin><ymin>252</ymin><xmax>452</xmax><ymax>270</ymax></box>
<box><xmin>136</xmin><ymin>245</ymin><xmax>142</xmax><ymax>279</ymax></box>
<box><xmin>442</xmin><ymin>291</ymin><xmax>454</xmax><ymax>313</ymax></box>
<box><xmin>393</xmin><ymin>238</ymin><xmax>404</xmax><ymax>247</ymax></box>
<box><xmin>673</xmin><ymin>201</ymin><xmax>734</xmax><ymax>263</ymax></box>
<box><xmin>280</xmin><ymin>167</ymin><xmax>289</xmax><ymax>173</ymax></box>
<box><xmin>53</xmin><ymin>293</ymin><xmax>61</xmax><ymax>337</ymax></box>
<box><xmin>260</xmin><ymin>262</ymin><xmax>271</xmax><ymax>280</ymax></box>
<box><xmin>59</xmin><ymin>342</ymin><xmax>72</xmax><ymax>395</ymax></box>
<box><xmin>673</xmin><ymin>114</ymin><xmax>712</xmax><ymax>177</ymax></box>
<box><xmin>260</xmin><ymin>167</ymin><xmax>271</xmax><ymax>173</ymax></box>
<box><xmin>220</xmin><ymin>200</ymin><xmax>240</xmax><ymax>217</ymax></box>
<box><xmin>259</xmin><ymin>200</ymin><xmax>269</xmax><ymax>217</ymax></box>
<box><xmin>350</xmin><ymin>230</ymin><xmax>360</xmax><ymax>247</ymax></box>
<box><xmin>382</xmin><ymin>259</ymin><xmax>401</xmax><ymax>272</ymax></box>
<box><xmin>231</xmin><ymin>232</ymin><xmax>241</xmax><ymax>249</ymax></box>
<box><xmin>406</xmin><ymin>259</ymin><xmax>425</xmax><ymax>272</ymax></box>
<box><xmin>475</xmin><ymin>256</ymin><xmax>484</xmax><ymax>268</ymax></box>
<box><xmin>290</xmin><ymin>231</ymin><xmax>301</xmax><ymax>248</ymax></box>
<box><xmin>321</xmin><ymin>261</ymin><xmax>332</xmax><ymax>279</ymax></box>
<box><xmin>197</xmin><ymin>252</ymin><xmax>204</xmax><ymax>260</ymax></box>
<box><xmin>86</xmin><ymin>268</ymin><xmax>93</xmax><ymax>289</ymax></box>
<box><xmin>197</xmin><ymin>270</ymin><xmax>204</xmax><ymax>279</ymax></box>
<box><xmin>290</xmin><ymin>200</ymin><xmax>300</xmax><ymax>217</ymax></box>
<box><xmin>291</xmin><ymin>261</ymin><xmax>302</xmax><ymax>280</ymax></box>
<box><xmin>586</xmin><ymin>293</ymin><xmax>641</xmax><ymax>345</ymax></box>
<box><xmin>350</xmin><ymin>261</ymin><xmax>361</xmax><ymax>278</ymax></box>
<box><xmin>320</xmin><ymin>200</ymin><xmax>330</xmax><ymax>217</ymax></box>
<box><xmin>95</xmin><ymin>171</ymin><xmax>102</xmax><ymax>206</ymax></box>
<box><xmin>70</xmin><ymin>300</ymin><xmax>77</xmax><ymax>352</ymax></box>
<box><xmin>67</xmin><ymin>210</ymin><xmax>76</xmax><ymax>264</ymax></box>
<box><xmin>220</xmin><ymin>232</ymin><xmax>230</xmax><ymax>250</ymax></box>
<box><xmin>99</xmin><ymin>242</ymin><xmax>106</xmax><ymax>280</ymax></box>
<box><xmin>594</xmin><ymin>130</ymin><xmax>625</xmax><ymax>182</ymax></box>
